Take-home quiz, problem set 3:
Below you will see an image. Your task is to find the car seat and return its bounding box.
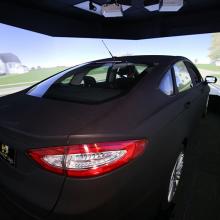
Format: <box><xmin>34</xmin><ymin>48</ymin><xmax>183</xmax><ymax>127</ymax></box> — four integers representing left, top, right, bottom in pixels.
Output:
<box><xmin>83</xmin><ymin>76</ymin><xmax>96</xmax><ymax>87</ymax></box>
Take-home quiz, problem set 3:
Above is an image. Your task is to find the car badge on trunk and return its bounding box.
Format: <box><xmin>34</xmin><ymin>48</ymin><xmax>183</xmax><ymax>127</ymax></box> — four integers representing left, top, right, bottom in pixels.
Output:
<box><xmin>1</xmin><ymin>144</ymin><xmax>9</xmax><ymax>158</ymax></box>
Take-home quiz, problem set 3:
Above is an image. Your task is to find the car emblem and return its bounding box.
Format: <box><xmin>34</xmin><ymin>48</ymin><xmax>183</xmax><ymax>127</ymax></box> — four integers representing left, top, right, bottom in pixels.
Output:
<box><xmin>1</xmin><ymin>144</ymin><xmax>9</xmax><ymax>158</ymax></box>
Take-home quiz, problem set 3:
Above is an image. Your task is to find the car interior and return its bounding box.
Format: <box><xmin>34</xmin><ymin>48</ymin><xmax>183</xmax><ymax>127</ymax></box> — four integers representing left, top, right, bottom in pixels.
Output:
<box><xmin>43</xmin><ymin>63</ymin><xmax>152</xmax><ymax>103</ymax></box>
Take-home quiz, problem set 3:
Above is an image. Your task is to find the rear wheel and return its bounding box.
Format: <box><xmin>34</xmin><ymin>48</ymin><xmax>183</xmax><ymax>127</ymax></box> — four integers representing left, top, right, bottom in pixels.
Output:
<box><xmin>156</xmin><ymin>151</ymin><xmax>185</xmax><ymax>219</ymax></box>
<box><xmin>168</xmin><ymin>151</ymin><xmax>184</xmax><ymax>203</ymax></box>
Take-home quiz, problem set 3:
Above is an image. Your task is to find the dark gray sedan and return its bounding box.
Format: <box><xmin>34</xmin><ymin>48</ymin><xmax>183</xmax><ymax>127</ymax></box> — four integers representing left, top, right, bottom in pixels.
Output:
<box><xmin>0</xmin><ymin>55</ymin><xmax>216</xmax><ymax>220</ymax></box>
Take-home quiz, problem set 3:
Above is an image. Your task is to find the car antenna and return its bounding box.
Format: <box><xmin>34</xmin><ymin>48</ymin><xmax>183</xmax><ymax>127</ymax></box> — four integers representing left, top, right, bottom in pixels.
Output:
<box><xmin>101</xmin><ymin>40</ymin><xmax>116</xmax><ymax>60</ymax></box>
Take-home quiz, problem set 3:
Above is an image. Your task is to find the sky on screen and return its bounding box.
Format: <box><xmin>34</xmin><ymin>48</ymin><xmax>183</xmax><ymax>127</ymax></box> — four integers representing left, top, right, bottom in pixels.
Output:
<box><xmin>0</xmin><ymin>23</ymin><xmax>211</xmax><ymax>68</ymax></box>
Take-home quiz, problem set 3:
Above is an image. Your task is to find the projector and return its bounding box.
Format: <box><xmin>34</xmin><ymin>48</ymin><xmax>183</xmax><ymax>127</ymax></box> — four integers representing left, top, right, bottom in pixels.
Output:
<box><xmin>101</xmin><ymin>3</ymin><xmax>123</xmax><ymax>17</ymax></box>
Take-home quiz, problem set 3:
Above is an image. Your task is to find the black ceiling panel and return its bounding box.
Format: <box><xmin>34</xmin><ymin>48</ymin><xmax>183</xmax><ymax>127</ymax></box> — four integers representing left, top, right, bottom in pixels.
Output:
<box><xmin>0</xmin><ymin>0</ymin><xmax>220</xmax><ymax>39</ymax></box>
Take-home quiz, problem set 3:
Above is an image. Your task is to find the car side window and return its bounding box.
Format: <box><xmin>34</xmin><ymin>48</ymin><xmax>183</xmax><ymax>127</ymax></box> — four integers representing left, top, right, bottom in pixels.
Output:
<box><xmin>159</xmin><ymin>69</ymin><xmax>174</xmax><ymax>96</ymax></box>
<box><xmin>185</xmin><ymin>62</ymin><xmax>203</xmax><ymax>85</ymax></box>
<box><xmin>87</xmin><ymin>65</ymin><xmax>109</xmax><ymax>82</ymax></box>
<box><xmin>174</xmin><ymin>61</ymin><xmax>193</xmax><ymax>93</ymax></box>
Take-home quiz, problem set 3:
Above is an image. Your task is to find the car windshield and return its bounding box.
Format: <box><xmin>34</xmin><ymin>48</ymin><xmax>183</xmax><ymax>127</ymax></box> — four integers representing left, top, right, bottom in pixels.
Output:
<box><xmin>27</xmin><ymin>61</ymin><xmax>156</xmax><ymax>104</ymax></box>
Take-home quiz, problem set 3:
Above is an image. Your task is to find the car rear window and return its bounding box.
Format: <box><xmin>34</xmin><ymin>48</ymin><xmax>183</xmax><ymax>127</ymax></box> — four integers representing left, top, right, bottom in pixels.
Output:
<box><xmin>27</xmin><ymin>62</ymin><xmax>156</xmax><ymax>104</ymax></box>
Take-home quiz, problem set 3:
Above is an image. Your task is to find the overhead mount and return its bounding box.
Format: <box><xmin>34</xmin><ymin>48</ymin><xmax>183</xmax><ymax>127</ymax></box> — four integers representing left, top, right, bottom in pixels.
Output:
<box><xmin>1</xmin><ymin>0</ymin><xmax>218</xmax><ymax>40</ymax></box>
<box><xmin>74</xmin><ymin>1</ymin><xmax>131</xmax><ymax>17</ymax></box>
<box><xmin>74</xmin><ymin>0</ymin><xmax>184</xmax><ymax>17</ymax></box>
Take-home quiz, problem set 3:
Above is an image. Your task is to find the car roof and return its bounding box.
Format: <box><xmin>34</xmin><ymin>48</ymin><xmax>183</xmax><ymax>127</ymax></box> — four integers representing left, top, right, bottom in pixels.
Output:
<box><xmin>90</xmin><ymin>55</ymin><xmax>188</xmax><ymax>66</ymax></box>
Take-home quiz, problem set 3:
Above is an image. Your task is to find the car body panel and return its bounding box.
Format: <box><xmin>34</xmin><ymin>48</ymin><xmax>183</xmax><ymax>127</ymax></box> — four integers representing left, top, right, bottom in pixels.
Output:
<box><xmin>0</xmin><ymin>55</ymin><xmax>210</xmax><ymax>219</ymax></box>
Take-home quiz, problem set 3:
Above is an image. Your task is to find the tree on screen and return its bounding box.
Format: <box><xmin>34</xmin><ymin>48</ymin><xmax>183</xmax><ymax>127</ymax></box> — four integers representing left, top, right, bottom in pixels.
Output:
<box><xmin>209</xmin><ymin>33</ymin><xmax>220</xmax><ymax>62</ymax></box>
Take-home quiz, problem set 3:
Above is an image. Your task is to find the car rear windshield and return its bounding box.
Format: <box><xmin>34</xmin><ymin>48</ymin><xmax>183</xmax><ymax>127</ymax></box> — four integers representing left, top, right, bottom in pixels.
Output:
<box><xmin>27</xmin><ymin>61</ymin><xmax>156</xmax><ymax>104</ymax></box>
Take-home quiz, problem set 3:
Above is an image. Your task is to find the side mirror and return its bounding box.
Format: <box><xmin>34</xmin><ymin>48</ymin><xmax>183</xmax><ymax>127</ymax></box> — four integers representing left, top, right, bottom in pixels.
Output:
<box><xmin>205</xmin><ymin>76</ymin><xmax>217</xmax><ymax>84</ymax></box>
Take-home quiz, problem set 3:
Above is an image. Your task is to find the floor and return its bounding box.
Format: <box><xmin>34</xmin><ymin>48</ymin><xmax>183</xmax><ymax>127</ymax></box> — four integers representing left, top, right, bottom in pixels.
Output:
<box><xmin>171</xmin><ymin>95</ymin><xmax>220</xmax><ymax>220</ymax></box>
<box><xmin>1</xmin><ymin>95</ymin><xmax>220</xmax><ymax>220</ymax></box>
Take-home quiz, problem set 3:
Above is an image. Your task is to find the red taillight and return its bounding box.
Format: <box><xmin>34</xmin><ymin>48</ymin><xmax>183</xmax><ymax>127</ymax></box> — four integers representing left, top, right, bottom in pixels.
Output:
<box><xmin>28</xmin><ymin>139</ymin><xmax>148</xmax><ymax>177</ymax></box>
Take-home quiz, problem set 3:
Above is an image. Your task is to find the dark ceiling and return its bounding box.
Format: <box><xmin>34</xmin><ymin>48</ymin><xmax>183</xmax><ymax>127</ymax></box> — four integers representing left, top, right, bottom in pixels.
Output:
<box><xmin>0</xmin><ymin>0</ymin><xmax>220</xmax><ymax>39</ymax></box>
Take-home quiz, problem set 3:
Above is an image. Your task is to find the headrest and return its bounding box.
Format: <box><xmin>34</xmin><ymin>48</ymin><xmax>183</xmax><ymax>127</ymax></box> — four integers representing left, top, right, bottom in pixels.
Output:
<box><xmin>83</xmin><ymin>76</ymin><xmax>96</xmax><ymax>87</ymax></box>
<box><xmin>116</xmin><ymin>65</ymin><xmax>137</xmax><ymax>77</ymax></box>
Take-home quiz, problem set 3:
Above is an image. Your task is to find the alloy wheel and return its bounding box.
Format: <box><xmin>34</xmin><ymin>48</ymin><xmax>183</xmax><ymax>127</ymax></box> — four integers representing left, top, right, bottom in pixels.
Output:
<box><xmin>168</xmin><ymin>152</ymin><xmax>184</xmax><ymax>203</ymax></box>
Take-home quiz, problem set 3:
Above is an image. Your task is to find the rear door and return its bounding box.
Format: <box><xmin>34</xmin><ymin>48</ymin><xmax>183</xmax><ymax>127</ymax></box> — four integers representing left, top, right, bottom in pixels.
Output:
<box><xmin>172</xmin><ymin>61</ymin><xmax>197</xmax><ymax>138</ymax></box>
<box><xmin>185</xmin><ymin>61</ymin><xmax>210</xmax><ymax>117</ymax></box>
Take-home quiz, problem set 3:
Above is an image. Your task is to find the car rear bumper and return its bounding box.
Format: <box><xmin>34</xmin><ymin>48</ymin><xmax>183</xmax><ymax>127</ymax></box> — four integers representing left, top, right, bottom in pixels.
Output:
<box><xmin>48</xmin><ymin>155</ymin><xmax>169</xmax><ymax>220</ymax></box>
<box><xmin>0</xmin><ymin>130</ymin><xmax>177</xmax><ymax>220</ymax></box>
<box><xmin>0</xmin><ymin>158</ymin><xmax>65</xmax><ymax>219</ymax></box>
<box><xmin>0</xmin><ymin>150</ymin><xmax>165</xmax><ymax>220</ymax></box>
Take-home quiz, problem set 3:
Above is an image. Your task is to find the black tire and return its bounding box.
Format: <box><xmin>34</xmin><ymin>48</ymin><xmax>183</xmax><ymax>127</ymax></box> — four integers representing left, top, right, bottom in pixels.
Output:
<box><xmin>167</xmin><ymin>152</ymin><xmax>184</xmax><ymax>203</ymax></box>
<box><xmin>157</xmin><ymin>151</ymin><xmax>185</xmax><ymax>219</ymax></box>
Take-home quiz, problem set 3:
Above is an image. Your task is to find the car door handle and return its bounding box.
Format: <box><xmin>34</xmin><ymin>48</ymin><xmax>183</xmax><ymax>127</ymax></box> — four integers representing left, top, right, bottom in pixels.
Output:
<box><xmin>184</xmin><ymin>101</ymin><xmax>191</xmax><ymax>109</ymax></box>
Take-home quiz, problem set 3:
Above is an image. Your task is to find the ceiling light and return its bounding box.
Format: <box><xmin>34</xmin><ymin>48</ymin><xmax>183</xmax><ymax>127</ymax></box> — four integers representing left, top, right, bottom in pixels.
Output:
<box><xmin>145</xmin><ymin>0</ymin><xmax>160</xmax><ymax>12</ymax></box>
<box><xmin>101</xmin><ymin>3</ymin><xmax>123</xmax><ymax>17</ymax></box>
<box><xmin>145</xmin><ymin>0</ymin><xmax>184</xmax><ymax>12</ymax></box>
<box><xmin>160</xmin><ymin>0</ymin><xmax>183</xmax><ymax>12</ymax></box>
